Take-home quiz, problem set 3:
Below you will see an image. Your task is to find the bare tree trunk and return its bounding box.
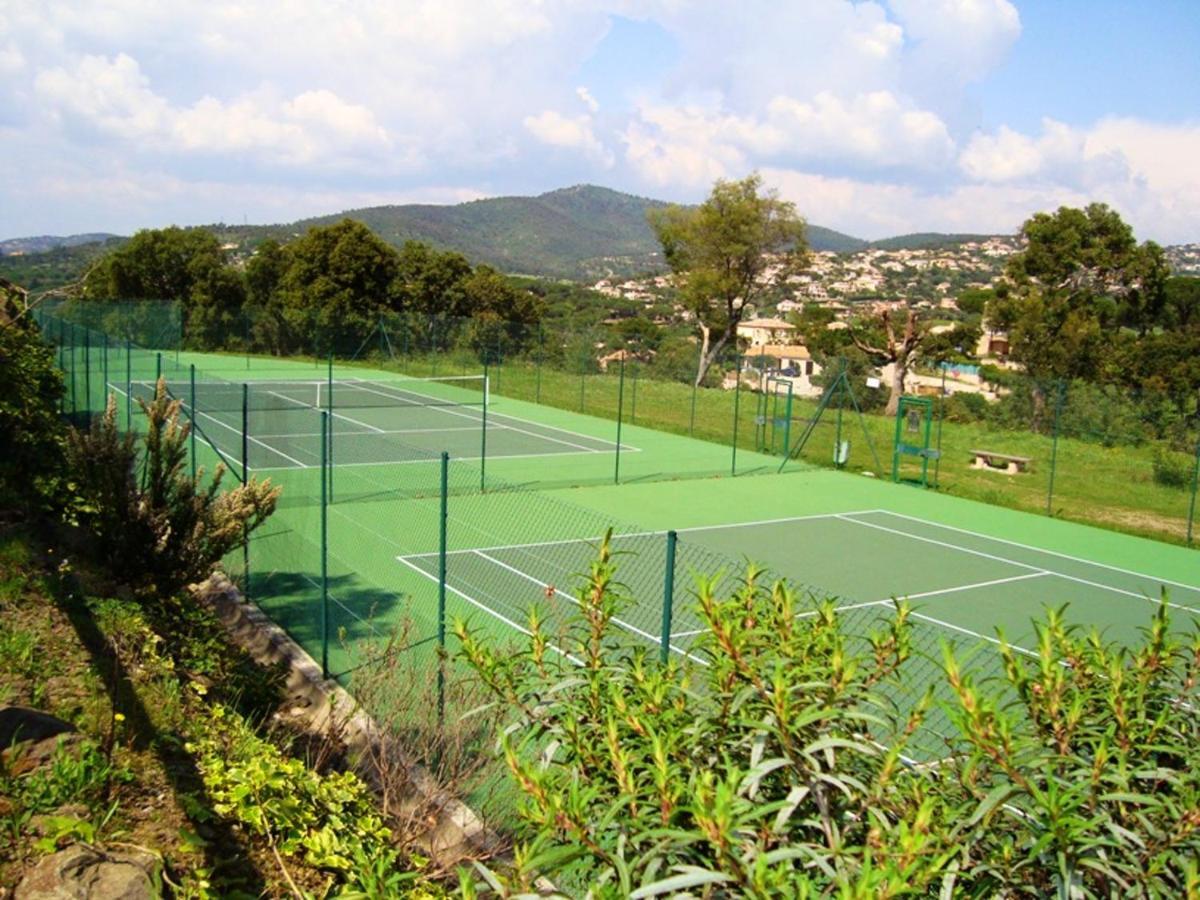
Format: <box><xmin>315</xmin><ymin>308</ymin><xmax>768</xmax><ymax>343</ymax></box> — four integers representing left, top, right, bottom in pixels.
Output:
<box><xmin>694</xmin><ymin>323</ymin><xmax>734</xmax><ymax>387</ymax></box>
<box><xmin>885</xmin><ymin>362</ymin><xmax>905</xmax><ymax>416</ymax></box>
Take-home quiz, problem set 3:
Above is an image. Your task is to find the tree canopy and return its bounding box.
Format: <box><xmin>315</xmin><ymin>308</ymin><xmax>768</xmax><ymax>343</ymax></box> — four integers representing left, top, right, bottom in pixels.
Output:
<box><xmin>649</xmin><ymin>173</ymin><xmax>808</xmax><ymax>385</ymax></box>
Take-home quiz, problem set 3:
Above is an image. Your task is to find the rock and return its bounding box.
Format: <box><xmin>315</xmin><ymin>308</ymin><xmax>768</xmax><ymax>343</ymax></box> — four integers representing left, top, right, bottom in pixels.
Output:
<box><xmin>0</xmin><ymin>707</ymin><xmax>76</xmax><ymax>750</ymax></box>
<box><xmin>6</xmin><ymin>734</ymin><xmax>83</xmax><ymax>774</ymax></box>
<box><xmin>14</xmin><ymin>844</ymin><xmax>160</xmax><ymax>899</ymax></box>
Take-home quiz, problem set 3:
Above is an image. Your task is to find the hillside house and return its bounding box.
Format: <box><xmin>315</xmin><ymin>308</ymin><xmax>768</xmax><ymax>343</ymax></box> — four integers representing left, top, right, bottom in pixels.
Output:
<box><xmin>736</xmin><ymin>317</ymin><xmax>795</xmax><ymax>346</ymax></box>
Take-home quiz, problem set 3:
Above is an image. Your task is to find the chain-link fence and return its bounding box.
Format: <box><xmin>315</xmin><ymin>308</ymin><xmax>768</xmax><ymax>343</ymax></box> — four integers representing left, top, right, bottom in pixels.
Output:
<box><xmin>34</xmin><ymin>299</ymin><xmax>1035</xmax><ymax>760</ymax></box>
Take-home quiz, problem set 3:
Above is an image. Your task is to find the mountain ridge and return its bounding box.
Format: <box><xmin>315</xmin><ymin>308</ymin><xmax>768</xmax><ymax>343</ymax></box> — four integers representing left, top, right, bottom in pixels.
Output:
<box><xmin>6</xmin><ymin>185</ymin><xmax>1194</xmax><ymax>281</ymax></box>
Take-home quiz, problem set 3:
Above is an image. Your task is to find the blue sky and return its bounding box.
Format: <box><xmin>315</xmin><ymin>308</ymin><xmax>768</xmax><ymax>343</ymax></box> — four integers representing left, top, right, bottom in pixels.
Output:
<box><xmin>1</xmin><ymin>1</ymin><xmax>1197</xmax><ymax>244</ymax></box>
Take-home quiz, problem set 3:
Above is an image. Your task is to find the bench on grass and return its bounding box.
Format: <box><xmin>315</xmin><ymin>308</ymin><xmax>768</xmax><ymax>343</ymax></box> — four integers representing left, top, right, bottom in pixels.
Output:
<box><xmin>970</xmin><ymin>448</ymin><xmax>1031</xmax><ymax>474</ymax></box>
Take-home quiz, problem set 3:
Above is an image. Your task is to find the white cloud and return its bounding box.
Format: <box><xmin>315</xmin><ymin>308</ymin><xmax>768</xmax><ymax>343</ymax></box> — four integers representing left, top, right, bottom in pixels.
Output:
<box><xmin>0</xmin><ymin>0</ymin><xmax>1194</xmax><ymax>246</ymax></box>
<box><xmin>524</xmin><ymin>109</ymin><xmax>614</xmax><ymax>167</ymax></box>
<box><xmin>576</xmin><ymin>86</ymin><xmax>599</xmax><ymax>113</ymax></box>
<box><xmin>622</xmin><ymin>89</ymin><xmax>955</xmax><ymax>188</ymax></box>
<box><xmin>33</xmin><ymin>53</ymin><xmax>394</xmax><ymax>166</ymax></box>
<box><xmin>955</xmin><ymin>117</ymin><xmax>1200</xmax><ymax>241</ymax></box>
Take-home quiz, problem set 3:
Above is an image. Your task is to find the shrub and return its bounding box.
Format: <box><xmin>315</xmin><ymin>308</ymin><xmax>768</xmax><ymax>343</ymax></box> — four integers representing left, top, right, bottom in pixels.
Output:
<box><xmin>66</xmin><ymin>381</ymin><xmax>279</xmax><ymax>595</ymax></box>
<box><xmin>1153</xmin><ymin>445</ymin><xmax>1196</xmax><ymax>489</ymax></box>
<box><xmin>458</xmin><ymin>540</ymin><xmax>1200</xmax><ymax>897</ymax></box>
<box><xmin>0</xmin><ymin>311</ymin><xmax>66</xmax><ymax>509</ymax></box>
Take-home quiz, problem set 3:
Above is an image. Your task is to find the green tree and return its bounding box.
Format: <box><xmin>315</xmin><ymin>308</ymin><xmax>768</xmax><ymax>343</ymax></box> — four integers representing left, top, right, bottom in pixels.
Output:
<box><xmin>243</xmin><ymin>239</ymin><xmax>291</xmax><ymax>353</ymax></box>
<box><xmin>989</xmin><ymin>204</ymin><xmax>1163</xmax><ymax>383</ymax></box>
<box><xmin>649</xmin><ymin>174</ymin><xmax>808</xmax><ymax>386</ymax></box>
<box><xmin>276</xmin><ymin>219</ymin><xmax>400</xmax><ymax>355</ymax></box>
<box><xmin>394</xmin><ymin>240</ymin><xmax>472</xmax><ymax>316</ymax></box>
<box><xmin>82</xmin><ymin>226</ymin><xmax>244</xmax><ymax>349</ymax></box>
<box><xmin>0</xmin><ymin>281</ymin><xmax>66</xmax><ymax>509</ymax></box>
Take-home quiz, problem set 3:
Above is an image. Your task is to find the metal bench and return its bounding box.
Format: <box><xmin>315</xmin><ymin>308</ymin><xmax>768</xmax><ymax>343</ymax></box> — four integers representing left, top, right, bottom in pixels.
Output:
<box><xmin>970</xmin><ymin>448</ymin><xmax>1031</xmax><ymax>474</ymax></box>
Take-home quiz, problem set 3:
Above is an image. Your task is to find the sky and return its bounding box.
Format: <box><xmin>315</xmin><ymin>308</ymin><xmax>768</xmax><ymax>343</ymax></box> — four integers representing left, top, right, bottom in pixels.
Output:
<box><xmin>2</xmin><ymin>1</ymin><xmax>1198</xmax><ymax>244</ymax></box>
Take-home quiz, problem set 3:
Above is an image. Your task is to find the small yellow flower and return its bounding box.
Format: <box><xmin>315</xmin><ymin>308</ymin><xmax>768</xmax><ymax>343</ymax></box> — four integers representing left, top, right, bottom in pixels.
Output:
<box><xmin>114</xmin><ymin>713</ymin><xmax>126</xmax><ymax>723</ymax></box>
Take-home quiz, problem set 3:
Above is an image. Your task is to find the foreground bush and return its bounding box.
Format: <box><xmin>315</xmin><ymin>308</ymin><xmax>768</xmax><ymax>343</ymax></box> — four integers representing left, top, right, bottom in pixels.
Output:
<box><xmin>0</xmin><ymin>307</ymin><xmax>66</xmax><ymax>510</ymax></box>
<box><xmin>66</xmin><ymin>381</ymin><xmax>279</xmax><ymax>596</ymax></box>
<box><xmin>457</xmin><ymin>536</ymin><xmax>1200</xmax><ymax>897</ymax></box>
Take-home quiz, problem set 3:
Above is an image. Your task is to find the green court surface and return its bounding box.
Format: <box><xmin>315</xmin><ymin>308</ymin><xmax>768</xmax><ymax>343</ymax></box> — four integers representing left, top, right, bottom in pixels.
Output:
<box><xmin>154</xmin><ymin>349</ymin><xmax>1200</xmax><ymax>747</ymax></box>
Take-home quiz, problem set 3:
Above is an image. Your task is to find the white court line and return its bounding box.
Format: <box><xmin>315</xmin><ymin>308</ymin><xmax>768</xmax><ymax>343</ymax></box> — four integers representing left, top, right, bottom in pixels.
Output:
<box><xmin>350</xmin><ymin>381</ymin><xmax>608</xmax><ymax>453</ymax></box>
<box><xmin>255</xmin><ymin>425</ymin><xmax>483</xmax><ymax>439</ymax></box>
<box><xmin>838</xmin><ymin>513</ymin><xmax>1200</xmax><ymax>615</ymax></box>
<box><xmin>910</xmin><ymin>611</ymin><xmax>1040</xmax><ymax>658</ymax></box>
<box><xmin>111</xmin><ymin>382</ymin><xmax>312</xmax><ymax>469</ymax></box>
<box><xmin>395</xmin><ymin>511</ymin><xmax>880</xmax><ymax>562</ymax></box>
<box><xmin>866</xmin><ymin>509</ymin><xmax>1200</xmax><ymax>596</ymax></box>
<box><xmin>471</xmin><ymin>550</ymin><xmax>707</xmax><ymax>665</ymax></box>
<box><xmin>669</xmin><ymin>574</ymin><xmax>1049</xmax><ymax>638</ymax></box>
<box><xmin>265</xmin><ymin>386</ymin><xmax>386</xmax><ymax>435</ymax></box>
<box><xmin>395</xmin><ymin>555</ymin><xmax>584</xmax><ymax>666</ymax></box>
<box><xmin>250</xmin><ymin>445</ymin><xmax>623</xmax><ymax>473</ymax></box>
<box><xmin>487</xmin><ymin>408</ymin><xmax>636</xmax><ymax>452</ymax></box>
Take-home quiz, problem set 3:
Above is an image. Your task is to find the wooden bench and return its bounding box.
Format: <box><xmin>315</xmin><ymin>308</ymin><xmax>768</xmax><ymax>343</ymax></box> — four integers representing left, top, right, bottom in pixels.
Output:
<box><xmin>970</xmin><ymin>449</ymin><xmax>1031</xmax><ymax>474</ymax></box>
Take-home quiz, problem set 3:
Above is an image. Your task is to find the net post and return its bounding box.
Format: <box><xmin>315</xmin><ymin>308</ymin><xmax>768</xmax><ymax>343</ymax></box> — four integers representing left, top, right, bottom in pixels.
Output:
<box><xmin>189</xmin><ymin>364</ymin><xmax>197</xmax><ymax>479</ymax></box>
<box><xmin>437</xmin><ymin>451</ymin><xmax>449</xmax><ymax>729</ymax></box>
<box><xmin>480</xmin><ymin>359</ymin><xmax>489</xmax><ymax>493</ymax></box>
<box><xmin>320</xmin><ymin>410</ymin><xmax>330</xmax><ymax>679</ymax></box>
<box><xmin>731</xmin><ymin>353</ymin><xmax>744</xmax><ymax>476</ymax></box>
<box><xmin>660</xmin><ymin>530</ymin><xmax>677</xmax><ymax>664</ymax></box>
<box><xmin>614</xmin><ymin>355</ymin><xmax>625</xmax><ymax>484</ymax></box>
<box><xmin>1187</xmin><ymin>434</ymin><xmax>1199</xmax><ymax>547</ymax></box>
<box><xmin>242</xmin><ymin>382</ymin><xmax>250</xmax><ymax>600</ymax></box>
<box><xmin>1045</xmin><ymin>380</ymin><xmax>1064</xmax><ymax>516</ymax></box>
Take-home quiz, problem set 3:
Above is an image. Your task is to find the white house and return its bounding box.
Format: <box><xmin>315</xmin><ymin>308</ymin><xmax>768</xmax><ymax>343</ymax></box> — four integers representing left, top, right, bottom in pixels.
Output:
<box><xmin>736</xmin><ymin>317</ymin><xmax>795</xmax><ymax>347</ymax></box>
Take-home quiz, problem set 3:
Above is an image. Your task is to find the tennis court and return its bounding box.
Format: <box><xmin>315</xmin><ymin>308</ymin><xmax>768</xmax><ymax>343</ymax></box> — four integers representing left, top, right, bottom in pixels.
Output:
<box><xmin>111</xmin><ymin>374</ymin><xmax>635</xmax><ymax>472</ymax></box>
<box><xmin>398</xmin><ymin>505</ymin><xmax>1200</xmax><ymax>665</ymax></box>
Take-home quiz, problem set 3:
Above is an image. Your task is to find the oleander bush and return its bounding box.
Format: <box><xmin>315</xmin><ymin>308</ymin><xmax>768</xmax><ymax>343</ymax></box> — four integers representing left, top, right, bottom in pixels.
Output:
<box><xmin>458</xmin><ymin>535</ymin><xmax>1200</xmax><ymax>898</ymax></box>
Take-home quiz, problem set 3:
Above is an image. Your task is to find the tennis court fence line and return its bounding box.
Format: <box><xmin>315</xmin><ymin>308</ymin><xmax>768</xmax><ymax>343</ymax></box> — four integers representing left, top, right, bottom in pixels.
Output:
<box><xmin>35</xmin><ymin>304</ymin><xmax>1013</xmax><ymax>757</ymax></box>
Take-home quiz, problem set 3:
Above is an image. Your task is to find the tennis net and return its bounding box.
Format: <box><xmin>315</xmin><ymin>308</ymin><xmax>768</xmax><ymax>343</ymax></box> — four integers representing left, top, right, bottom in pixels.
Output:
<box><xmin>121</xmin><ymin>374</ymin><xmax>488</xmax><ymax>413</ymax></box>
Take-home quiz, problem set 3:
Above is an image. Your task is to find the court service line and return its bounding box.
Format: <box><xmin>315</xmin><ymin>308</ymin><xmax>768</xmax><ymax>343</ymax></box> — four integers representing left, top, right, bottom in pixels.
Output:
<box><xmin>839</xmin><ymin>513</ymin><xmax>1200</xmax><ymax>615</ymax></box>
<box><xmin>487</xmin><ymin>408</ymin><xmax>636</xmax><ymax>452</ymax></box>
<box><xmin>865</xmin><ymin>509</ymin><xmax>1200</xmax><ymax>595</ymax></box>
<box><xmin>471</xmin><ymin>549</ymin><xmax>708</xmax><ymax>666</ymax></box>
<box><xmin>251</xmin><ymin>444</ymin><xmax>618</xmax><ymax>473</ymax></box>
<box><xmin>395</xmin><ymin>511</ymin><xmax>879</xmax><ymax>561</ymax></box>
<box><xmin>254</xmin><ymin>383</ymin><xmax>387</xmax><ymax>435</ymax></box>
<box><xmin>395</xmin><ymin>555</ymin><xmax>584</xmax><ymax>666</ymax></box>
<box><xmin>190</xmin><ymin>404</ymin><xmax>313</xmax><ymax>469</ymax></box>
<box><xmin>255</xmin><ymin>425</ymin><xmax>483</xmax><ymax>439</ymax></box>
<box><xmin>909</xmin><ymin>611</ymin><xmax>1040</xmax><ymax>658</ymax></box>
<box><xmin>349</xmin><ymin>381</ymin><xmax>608</xmax><ymax>453</ymax></box>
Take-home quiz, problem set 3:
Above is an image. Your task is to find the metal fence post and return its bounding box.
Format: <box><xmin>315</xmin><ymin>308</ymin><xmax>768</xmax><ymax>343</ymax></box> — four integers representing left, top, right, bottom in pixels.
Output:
<box><xmin>615</xmin><ymin>356</ymin><xmax>625</xmax><ymax>484</ymax></box>
<box><xmin>101</xmin><ymin>334</ymin><xmax>109</xmax><ymax>414</ymax></box>
<box><xmin>480</xmin><ymin>359</ymin><xmax>489</xmax><ymax>493</ymax></box>
<box><xmin>731</xmin><ymin>354</ymin><xmax>744</xmax><ymax>476</ymax></box>
<box><xmin>125</xmin><ymin>341</ymin><xmax>132</xmax><ymax>431</ymax></box>
<box><xmin>189</xmin><ymin>364</ymin><xmax>197</xmax><ymax>479</ymax></box>
<box><xmin>535</xmin><ymin>323</ymin><xmax>544</xmax><ymax>405</ymax></box>
<box><xmin>437</xmin><ymin>451</ymin><xmax>449</xmax><ymax>728</ymax></box>
<box><xmin>83</xmin><ymin>330</ymin><xmax>91</xmax><ymax>417</ymax></box>
<box><xmin>630</xmin><ymin>362</ymin><xmax>639</xmax><ymax>425</ymax></box>
<box><xmin>934</xmin><ymin>367</ymin><xmax>947</xmax><ymax>489</ymax></box>
<box><xmin>320</xmin><ymin>410</ymin><xmax>330</xmax><ymax>679</ymax></box>
<box><xmin>242</xmin><ymin>382</ymin><xmax>250</xmax><ymax>599</ymax></box>
<box><xmin>1187</xmin><ymin>435</ymin><xmax>1199</xmax><ymax>547</ymax></box>
<box><xmin>660</xmin><ymin>530</ymin><xmax>677</xmax><ymax>664</ymax></box>
<box><xmin>1045</xmin><ymin>380</ymin><xmax>1064</xmax><ymax>516</ymax></box>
